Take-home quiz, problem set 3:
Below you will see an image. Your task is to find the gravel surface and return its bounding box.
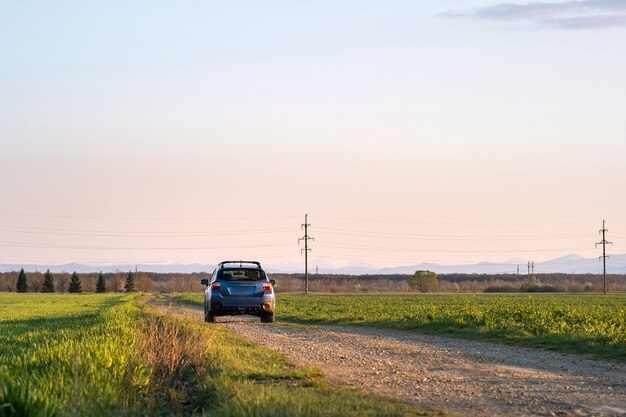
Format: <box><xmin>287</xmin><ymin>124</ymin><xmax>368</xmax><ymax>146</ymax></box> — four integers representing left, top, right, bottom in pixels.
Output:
<box><xmin>157</xmin><ymin>301</ymin><xmax>626</xmax><ymax>417</ymax></box>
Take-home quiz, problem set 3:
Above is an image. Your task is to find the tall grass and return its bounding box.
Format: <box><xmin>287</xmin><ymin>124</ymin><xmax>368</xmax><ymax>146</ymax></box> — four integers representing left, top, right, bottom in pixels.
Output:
<box><xmin>0</xmin><ymin>294</ymin><xmax>148</xmax><ymax>417</ymax></box>
<box><xmin>0</xmin><ymin>294</ymin><xmax>214</xmax><ymax>416</ymax></box>
<box><xmin>137</xmin><ymin>308</ymin><xmax>214</xmax><ymax>415</ymax></box>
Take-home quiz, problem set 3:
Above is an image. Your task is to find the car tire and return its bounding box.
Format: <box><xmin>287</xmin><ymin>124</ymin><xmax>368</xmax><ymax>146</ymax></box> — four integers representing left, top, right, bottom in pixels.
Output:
<box><xmin>204</xmin><ymin>309</ymin><xmax>216</xmax><ymax>323</ymax></box>
<box><xmin>261</xmin><ymin>312</ymin><xmax>275</xmax><ymax>323</ymax></box>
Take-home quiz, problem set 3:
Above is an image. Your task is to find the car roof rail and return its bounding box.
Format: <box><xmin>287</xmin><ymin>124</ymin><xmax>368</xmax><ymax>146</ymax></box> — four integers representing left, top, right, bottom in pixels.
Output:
<box><xmin>218</xmin><ymin>260</ymin><xmax>262</xmax><ymax>268</ymax></box>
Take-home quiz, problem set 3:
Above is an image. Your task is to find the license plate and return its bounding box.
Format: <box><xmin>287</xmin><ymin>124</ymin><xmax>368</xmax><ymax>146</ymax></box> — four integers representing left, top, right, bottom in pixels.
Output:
<box><xmin>229</xmin><ymin>286</ymin><xmax>255</xmax><ymax>296</ymax></box>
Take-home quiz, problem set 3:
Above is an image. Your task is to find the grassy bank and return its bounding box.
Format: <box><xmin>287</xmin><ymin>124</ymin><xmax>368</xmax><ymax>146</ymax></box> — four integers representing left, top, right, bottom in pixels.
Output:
<box><xmin>176</xmin><ymin>293</ymin><xmax>626</xmax><ymax>361</ymax></box>
<box><xmin>0</xmin><ymin>293</ymin><xmax>431</xmax><ymax>417</ymax></box>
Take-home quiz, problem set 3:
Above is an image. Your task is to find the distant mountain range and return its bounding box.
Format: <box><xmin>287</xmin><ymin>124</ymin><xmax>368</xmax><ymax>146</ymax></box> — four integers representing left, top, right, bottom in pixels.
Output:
<box><xmin>2</xmin><ymin>253</ymin><xmax>626</xmax><ymax>275</ymax></box>
<box><xmin>330</xmin><ymin>253</ymin><xmax>626</xmax><ymax>275</ymax></box>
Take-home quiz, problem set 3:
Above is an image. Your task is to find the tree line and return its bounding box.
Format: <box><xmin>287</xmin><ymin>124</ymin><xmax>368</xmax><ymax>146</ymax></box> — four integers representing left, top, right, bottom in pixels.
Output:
<box><xmin>11</xmin><ymin>268</ymin><xmax>138</xmax><ymax>293</ymax></box>
<box><xmin>2</xmin><ymin>269</ymin><xmax>625</xmax><ymax>293</ymax></box>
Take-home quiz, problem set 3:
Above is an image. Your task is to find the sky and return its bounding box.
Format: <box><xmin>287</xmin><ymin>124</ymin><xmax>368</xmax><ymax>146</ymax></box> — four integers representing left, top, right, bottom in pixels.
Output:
<box><xmin>1</xmin><ymin>0</ymin><xmax>626</xmax><ymax>271</ymax></box>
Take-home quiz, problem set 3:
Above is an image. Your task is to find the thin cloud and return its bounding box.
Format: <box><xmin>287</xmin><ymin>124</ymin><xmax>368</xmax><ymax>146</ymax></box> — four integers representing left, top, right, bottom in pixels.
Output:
<box><xmin>439</xmin><ymin>0</ymin><xmax>626</xmax><ymax>29</ymax></box>
<box><xmin>544</xmin><ymin>13</ymin><xmax>626</xmax><ymax>28</ymax></box>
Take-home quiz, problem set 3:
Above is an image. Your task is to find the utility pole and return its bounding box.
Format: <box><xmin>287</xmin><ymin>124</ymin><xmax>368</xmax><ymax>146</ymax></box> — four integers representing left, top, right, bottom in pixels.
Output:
<box><xmin>596</xmin><ymin>220</ymin><xmax>612</xmax><ymax>294</ymax></box>
<box><xmin>531</xmin><ymin>261</ymin><xmax>535</xmax><ymax>276</ymax></box>
<box><xmin>527</xmin><ymin>261</ymin><xmax>531</xmax><ymax>279</ymax></box>
<box><xmin>516</xmin><ymin>264</ymin><xmax>520</xmax><ymax>276</ymax></box>
<box><xmin>298</xmin><ymin>214</ymin><xmax>314</xmax><ymax>294</ymax></box>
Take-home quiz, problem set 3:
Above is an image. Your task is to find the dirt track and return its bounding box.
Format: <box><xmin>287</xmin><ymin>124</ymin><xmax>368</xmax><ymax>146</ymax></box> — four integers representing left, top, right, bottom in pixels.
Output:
<box><xmin>157</xmin><ymin>301</ymin><xmax>626</xmax><ymax>417</ymax></box>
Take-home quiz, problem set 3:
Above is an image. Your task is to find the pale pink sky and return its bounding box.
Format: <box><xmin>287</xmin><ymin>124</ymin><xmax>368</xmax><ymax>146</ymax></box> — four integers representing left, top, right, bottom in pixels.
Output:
<box><xmin>1</xmin><ymin>1</ymin><xmax>625</xmax><ymax>269</ymax></box>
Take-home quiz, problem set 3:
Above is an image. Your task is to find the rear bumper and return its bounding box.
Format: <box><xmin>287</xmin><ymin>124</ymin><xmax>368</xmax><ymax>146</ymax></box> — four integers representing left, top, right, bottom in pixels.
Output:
<box><xmin>208</xmin><ymin>295</ymin><xmax>274</xmax><ymax>316</ymax></box>
<box><xmin>215</xmin><ymin>305</ymin><xmax>270</xmax><ymax>316</ymax></box>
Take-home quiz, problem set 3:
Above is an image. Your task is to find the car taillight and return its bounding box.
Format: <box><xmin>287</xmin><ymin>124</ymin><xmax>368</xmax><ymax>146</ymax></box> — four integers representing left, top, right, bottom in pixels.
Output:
<box><xmin>262</xmin><ymin>282</ymin><xmax>272</xmax><ymax>291</ymax></box>
<box><xmin>211</xmin><ymin>282</ymin><xmax>221</xmax><ymax>290</ymax></box>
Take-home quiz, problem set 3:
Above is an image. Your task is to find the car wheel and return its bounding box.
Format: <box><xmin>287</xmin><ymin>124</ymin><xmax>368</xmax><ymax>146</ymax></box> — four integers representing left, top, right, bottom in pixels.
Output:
<box><xmin>204</xmin><ymin>310</ymin><xmax>216</xmax><ymax>323</ymax></box>
<box><xmin>261</xmin><ymin>312</ymin><xmax>275</xmax><ymax>323</ymax></box>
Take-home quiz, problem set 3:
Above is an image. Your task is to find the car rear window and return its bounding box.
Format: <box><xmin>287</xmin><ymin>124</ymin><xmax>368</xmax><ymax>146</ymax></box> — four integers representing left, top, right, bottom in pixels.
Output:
<box><xmin>217</xmin><ymin>268</ymin><xmax>266</xmax><ymax>282</ymax></box>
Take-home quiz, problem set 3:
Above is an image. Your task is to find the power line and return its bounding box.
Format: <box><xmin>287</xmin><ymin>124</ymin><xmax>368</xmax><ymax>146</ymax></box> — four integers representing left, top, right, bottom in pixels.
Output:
<box><xmin>316</xmin><ymin>243</ymin><xmax>591</xmax><ymax>254</ymax></box>
<box><xmin>0</xmin><ymin>225</ymin><xmax>298</xmax><ymax>237</ymax></box>
<box><xmin>0</xmin><ymin>253</ymin><xmax>301</xmax><ymax>264</ymax></box>
<box><xmin>298</xmin><ymin>213</ymin><xmax>314</xmax><ymax>294</ymax></box>
<box><xmin>316</xmin><ymin>227</ymin><xmax>590</xmax><ymax>241</ymax></box>
<box><xmin>0</xmin><ymin>212</ymin><xmax>300</xmax><ymax>221</ymax></box>
<box><xmin>311</xmin><ymin>250</ymin><xmax>520</xmax><ymax>265</ymax></box>
<box><xmin>596</xmin><ymin>220</ymin><xmax>613</xmax><ymax>294</ymax></box>
<box><xmin>0</xmin><ymin>241</ymin><xmax>294</xmax><ymax>251</ymax></box>
<box><xmin>315</xmin><ymin>216</ymin><xmax>598</xmax><ymax>226</ymax></box>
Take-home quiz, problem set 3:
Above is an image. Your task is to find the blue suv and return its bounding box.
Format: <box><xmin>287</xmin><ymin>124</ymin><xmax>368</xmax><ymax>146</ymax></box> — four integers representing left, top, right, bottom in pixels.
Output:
<box><xmin>200</xmin><ymin>261</ymin><xmax>276</xmax><ymax>323</ymax></box>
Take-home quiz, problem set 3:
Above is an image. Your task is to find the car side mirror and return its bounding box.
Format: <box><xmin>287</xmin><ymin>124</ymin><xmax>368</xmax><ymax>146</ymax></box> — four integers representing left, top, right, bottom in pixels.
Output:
<box><xmin>200</xmin><ymin>279</ymin><xmax>209</xmax><ymax>286</ymax></box>
<box><xmin>270</xmin><ymin>279</ymin><xmax>276</xmax><ymax>286</ymax></box>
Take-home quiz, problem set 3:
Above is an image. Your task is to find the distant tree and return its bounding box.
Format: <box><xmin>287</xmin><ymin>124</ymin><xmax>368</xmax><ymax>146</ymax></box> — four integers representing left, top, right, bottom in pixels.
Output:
<box><xmin>29</xmin><ymin>272</ymin><xmax>44</xmax><ymax>292</ymax></box>
<box><xmin>110</xmin><ymin>271</ymin><xmax>122</xmax><ymax>292</ymax></box>
<box><xmin>81</xmin><ymin>274</ymin><xmax>96</xmax><ymax>292</ymax></box>
<box><xmin>0</xmin><ymin>272</ymin><xmax>17</xmax><ymax>292</ymax></box>
<box><xmin>408</xmin><ymin>270</ymin><xmax>439</xmax><ymax>293</ymax></box>
<box><xmin>135</xmin><ymin>272</ymin><xmax>154</xmax><ymax>293</ymax></box>
<box><xmin>42</xmin><ymin>269</ymin><xmax>55</xmax><ymax>293</ymax></box>
<box><xmin>68</xmin><ymin>272</ymin><xmax>82</xmax><ymax>293</ymax></box>
<box><xmin>95</xmin><ymin>272</ymin><xmax>106</xmax><ymax>293</ymax></box>
<box><xmin>56</xmin><ymin>273</ymin><xmax>70</xmax><ymax>293</ymax></box>
<box><xmin>16</xmin><ymin>268</ymin><xmax>28</xmax><ymax>293</ymax></box>
<box><xmin>124</xmin><ymin>271</ymin><xmax>135</xmax><ymax>292</ymax></box>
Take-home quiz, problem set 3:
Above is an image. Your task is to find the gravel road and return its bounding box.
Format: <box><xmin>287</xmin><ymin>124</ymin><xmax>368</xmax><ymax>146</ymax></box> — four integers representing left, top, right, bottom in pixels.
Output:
<box><xmin>158</xmin><ymin>302</ymin><xmax>626</xmax><ymax>417</ymax></box>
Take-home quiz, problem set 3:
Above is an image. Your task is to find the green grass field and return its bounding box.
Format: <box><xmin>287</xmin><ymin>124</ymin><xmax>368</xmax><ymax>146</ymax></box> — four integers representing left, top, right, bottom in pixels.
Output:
<box><xmin>279</xmin><ymin>293</ymin><xmax>626</xmax><ymax>360</ymax></box>
<box><xmin>178</xmin><ymin>293</ymin><xmax>626</xmax><ymax>360</ymax></box>
<box><xmin>0</xmin><ymin>293</ymin><xmax>147</xmax><ymax>417</ymax></box>
<box><xmin>0</xmin><ymin>293</ymin><xmax>430</xmax><ymax>417</ymax></box>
